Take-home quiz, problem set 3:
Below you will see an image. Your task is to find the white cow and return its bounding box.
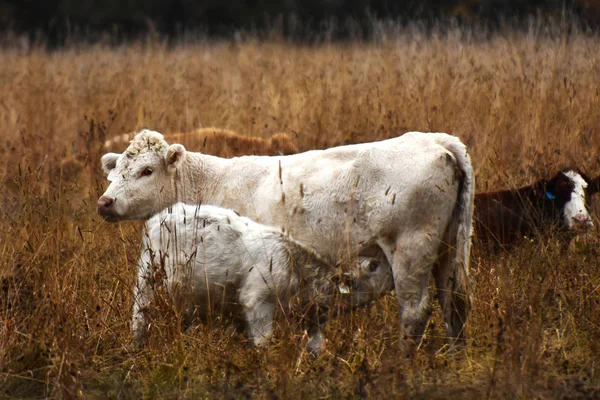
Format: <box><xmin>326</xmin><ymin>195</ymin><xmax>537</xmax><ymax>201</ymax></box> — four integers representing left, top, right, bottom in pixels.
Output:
<box><xmin>134</xmin><ymin>202</ymin><xmax>392</xmax><ymax>353</ymax></box>
<box><xmin>98</xmin><ymin>129</ymin><xmax>475</xmax><ymax>350</ymax></box>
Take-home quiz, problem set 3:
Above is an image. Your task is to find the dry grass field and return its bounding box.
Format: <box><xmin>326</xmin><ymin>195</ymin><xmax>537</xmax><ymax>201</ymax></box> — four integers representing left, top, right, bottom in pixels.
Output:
<box><xmin>1</xmin><ymin>26</ymin><xmax>599</xmax><ymax>399</ymax></box>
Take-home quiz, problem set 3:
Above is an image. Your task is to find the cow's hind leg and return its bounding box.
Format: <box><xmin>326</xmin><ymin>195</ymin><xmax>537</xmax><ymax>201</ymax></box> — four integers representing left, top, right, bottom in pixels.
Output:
<box><xmin>389</xmin><ymin>233</ymin><xmax>439</xmax><ymax>352</ymax></box>
<box><xmin>434</xmin><ymin>244</ymin><xmax>468</xmax><ymax>346</ymax></box>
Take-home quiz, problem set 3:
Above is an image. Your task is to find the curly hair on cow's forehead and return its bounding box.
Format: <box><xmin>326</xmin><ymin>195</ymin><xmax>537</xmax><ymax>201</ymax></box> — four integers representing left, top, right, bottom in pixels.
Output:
<box><xmin>125</xmin><ymin>129</ymin><xmax>168</xmax><ymax>157</ymax></box>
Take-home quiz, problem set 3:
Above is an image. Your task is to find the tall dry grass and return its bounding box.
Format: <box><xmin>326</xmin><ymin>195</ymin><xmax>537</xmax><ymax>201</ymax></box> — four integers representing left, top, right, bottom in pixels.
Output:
<box><xmin>0</xmin><ymin>27</ymin><xmax>599</xmax><ymax>398</ymax></box>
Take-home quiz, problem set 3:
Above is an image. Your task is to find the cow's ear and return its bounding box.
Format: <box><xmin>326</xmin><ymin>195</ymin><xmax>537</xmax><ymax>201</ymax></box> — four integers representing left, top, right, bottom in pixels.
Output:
<box><xmin>101</xmin><ymin>153</ymin><xmax>120</xmax><ymax>175</ymax></box>
<box><xmin>166</xmin><ymin>144</ymin><xmax>186</xmax><ymax>172</ymax></box>
<box><xmin>534</xmin><ymin>180</ymin><xmax>555</xmax><ymax>200</ymax></box>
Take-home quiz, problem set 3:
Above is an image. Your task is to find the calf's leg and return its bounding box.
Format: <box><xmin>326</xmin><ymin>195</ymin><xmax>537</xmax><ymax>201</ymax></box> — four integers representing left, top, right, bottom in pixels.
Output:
<box><xmin>239</xmin><ymin>290</ymin><xmax>275</xmax><ymax>346</ymax></box>
<box><xmin>132</xmin><ymin>266</ymin><xmax>154</xmax><ymax>348</ymax></box>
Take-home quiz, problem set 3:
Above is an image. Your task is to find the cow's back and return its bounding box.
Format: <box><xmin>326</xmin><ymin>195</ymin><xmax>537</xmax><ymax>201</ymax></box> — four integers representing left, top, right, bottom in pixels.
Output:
<box><xmin>208</xmin><ymin>133</ymin><xmax>467</xmax><ymax>261</ymax></box>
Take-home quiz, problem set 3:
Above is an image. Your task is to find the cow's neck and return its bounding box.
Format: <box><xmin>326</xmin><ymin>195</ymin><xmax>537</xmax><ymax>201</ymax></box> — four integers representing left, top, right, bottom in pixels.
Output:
<box><xmin>174</xmin><ymin>152</ymin><xmax>226</xmax><ymax>205</ymax></box>
<box><xmin>173</xmin><ymin>152</ymin><xmax>290</xmax><ymax>228</ymax></box>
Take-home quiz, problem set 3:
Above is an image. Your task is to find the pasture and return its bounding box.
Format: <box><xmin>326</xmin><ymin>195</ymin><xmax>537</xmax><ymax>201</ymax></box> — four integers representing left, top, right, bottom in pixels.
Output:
<box><xmin>1</xmin><ymin>26</ymin><xmax>600</xmax><ymax>398</ymax></box>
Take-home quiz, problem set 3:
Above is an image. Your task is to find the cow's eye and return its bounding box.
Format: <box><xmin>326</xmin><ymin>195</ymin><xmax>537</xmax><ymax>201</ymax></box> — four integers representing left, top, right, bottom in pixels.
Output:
<box><xmin>369</xmin><ymin>261</ymin><xmax>379</xmax><ymax>272</ymax></box>
<box><xmin>141</xmin><ymin>167</ymin><xmax>153</xmax><ymax>177</ymax></box>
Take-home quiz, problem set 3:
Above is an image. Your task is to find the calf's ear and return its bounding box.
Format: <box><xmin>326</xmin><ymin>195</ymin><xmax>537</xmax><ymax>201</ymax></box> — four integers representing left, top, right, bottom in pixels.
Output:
<box><xmin>101</xmin><ymin>153</ymin><xmax>120</xmax><ymax>175</ymax></box>
<box><xmin>166</xmin><ymin>144</ymin><xmax>186</xmax><ymax>172</ymax></box>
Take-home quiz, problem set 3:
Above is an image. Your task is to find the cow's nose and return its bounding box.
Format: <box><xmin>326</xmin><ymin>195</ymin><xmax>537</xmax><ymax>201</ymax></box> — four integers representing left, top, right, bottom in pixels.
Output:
<box><xmin>572</xmin><ymin>214</ymin><xmax>593</xmax><ymax>228</ymax></box>
<box><xmin>97</xmin><ymin>196</ymin><xmax>115</xmax><ymax>213</ymax></box>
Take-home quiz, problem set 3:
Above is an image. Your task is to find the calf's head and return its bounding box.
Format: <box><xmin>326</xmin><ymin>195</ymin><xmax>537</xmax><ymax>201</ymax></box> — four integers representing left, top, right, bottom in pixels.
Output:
<box><xmin>536</xmin><ymin>168</ymin><xmax>597</xmax><ymax>232</ymax></box>
<box><xmin>338</xmin><ymin>257</ymin><xmax>393</xmax><ymax>307</ymax></box>
<box><xmin>97</xmin><ymin>129</ymin><xmax>187</xmax><ymax>221</ymax></box>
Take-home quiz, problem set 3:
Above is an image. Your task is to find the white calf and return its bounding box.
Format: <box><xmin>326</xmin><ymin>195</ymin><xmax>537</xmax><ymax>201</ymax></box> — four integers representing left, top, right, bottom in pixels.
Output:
<box><xmin>133</xmin><ymin>202</ymin><xmax>391</xmax><ymax>352</ymax></box>
<box><xmin>98</xmin><ymin>129</ymin><xmax>474</xmax><ymax>350</ymax></box>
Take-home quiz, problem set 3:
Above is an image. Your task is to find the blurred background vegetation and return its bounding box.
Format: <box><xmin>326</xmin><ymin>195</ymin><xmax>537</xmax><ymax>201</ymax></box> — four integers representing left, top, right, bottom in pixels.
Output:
<box><xmin>2</xmin><ymin>0</ymin><xmax>600</xmax><ymax>45</ymax></box>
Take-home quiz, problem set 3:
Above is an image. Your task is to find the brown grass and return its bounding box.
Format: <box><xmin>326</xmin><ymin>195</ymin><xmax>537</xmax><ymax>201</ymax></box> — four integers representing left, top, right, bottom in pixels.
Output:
<box><xmin>1</xmin><ymin>28</ymin><xmax>599</xmax><ymax>399</ymax></box>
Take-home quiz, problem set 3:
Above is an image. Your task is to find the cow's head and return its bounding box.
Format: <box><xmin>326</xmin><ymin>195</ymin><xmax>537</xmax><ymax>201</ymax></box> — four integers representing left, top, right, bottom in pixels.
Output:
<box><xmin>97</xmin><ymin>129</ymin><xmax>187</xmax><ymax>222</ymax></box>
<box><xmin>535</xmin><ymin>168</ymin><xmax>596</xmax><ymax>232</ymax></box>
<box><xmin>338</xmin><ymin>257</ymin><xmax>393</xmax><ymax>307</ymax></box>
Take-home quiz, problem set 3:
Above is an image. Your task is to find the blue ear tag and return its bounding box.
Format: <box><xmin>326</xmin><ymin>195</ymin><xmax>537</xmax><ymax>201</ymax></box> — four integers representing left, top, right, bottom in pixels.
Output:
<box><xmin>545</xmin><ymin>191</ymin><xmax>556</xmax><ymax>200</ymax></box>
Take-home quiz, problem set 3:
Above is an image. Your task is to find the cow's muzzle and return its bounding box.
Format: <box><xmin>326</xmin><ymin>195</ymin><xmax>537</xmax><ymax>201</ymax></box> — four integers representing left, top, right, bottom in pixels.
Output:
<box><xmin>571</xmin><ymin>214</ymin><xmax>593</xmax><ymax>231</ymax></box>
<box><xmin>97</xmin><ymin>195</ymin><xmax>119</xmax><ymax>222</ymax></box>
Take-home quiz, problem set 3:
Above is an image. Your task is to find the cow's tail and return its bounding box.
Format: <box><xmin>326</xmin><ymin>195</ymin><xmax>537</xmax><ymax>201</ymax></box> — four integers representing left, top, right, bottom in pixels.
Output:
<box><xmin>431</xmin><ymin>132</ymin><xmax>474</xmax><ymax>342</ymax></box>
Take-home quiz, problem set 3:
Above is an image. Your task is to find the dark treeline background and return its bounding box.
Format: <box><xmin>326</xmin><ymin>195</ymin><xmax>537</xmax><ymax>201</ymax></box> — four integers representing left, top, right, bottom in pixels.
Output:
<box><xmin>1</xmin><ymin>0</ymin><xmax>600</xmax><ymax>44</ymax></box>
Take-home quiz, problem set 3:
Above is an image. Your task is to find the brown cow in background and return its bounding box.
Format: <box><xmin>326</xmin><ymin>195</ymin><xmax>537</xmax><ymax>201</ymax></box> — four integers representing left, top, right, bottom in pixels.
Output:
<box><xmin>103</xmin><ymin>127</ymin><xmax>298</xmax><ymax>157</ymax></box>
<box><xmin>53</xmin><ymin>127</ymin><xmax>299</xmax><ymax>186</ymax></box>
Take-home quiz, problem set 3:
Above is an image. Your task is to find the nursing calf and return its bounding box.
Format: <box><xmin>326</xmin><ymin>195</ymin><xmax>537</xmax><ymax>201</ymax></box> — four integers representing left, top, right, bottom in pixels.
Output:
<box><xmin>134</xmin><ymin>203</ymin><xmax>392</xmax><ymax>353</ymax></box>
<box><xmin>475</xmin><ymin>168</ymin><xmax>598</xmax><ymax>248</ymax></box>
<box><xmin>98</xmin><ymin>129</ymin><xmax>475</xmax><ymax>350</ymax></box>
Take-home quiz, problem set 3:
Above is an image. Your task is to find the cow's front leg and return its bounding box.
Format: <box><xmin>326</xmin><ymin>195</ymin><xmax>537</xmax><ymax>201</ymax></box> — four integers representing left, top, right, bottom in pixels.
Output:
<box><xmin>240</xmin><ymin>290</ymin><xmax>275</xmax><ymax>347</ymax></box>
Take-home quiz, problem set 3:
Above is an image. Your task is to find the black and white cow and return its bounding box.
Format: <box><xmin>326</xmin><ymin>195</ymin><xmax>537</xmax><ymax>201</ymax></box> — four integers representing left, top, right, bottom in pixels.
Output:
<box><xmin>474</xmin><ymin>168</ymin><xmax>598</xmax><ymax>247</ymax></box>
